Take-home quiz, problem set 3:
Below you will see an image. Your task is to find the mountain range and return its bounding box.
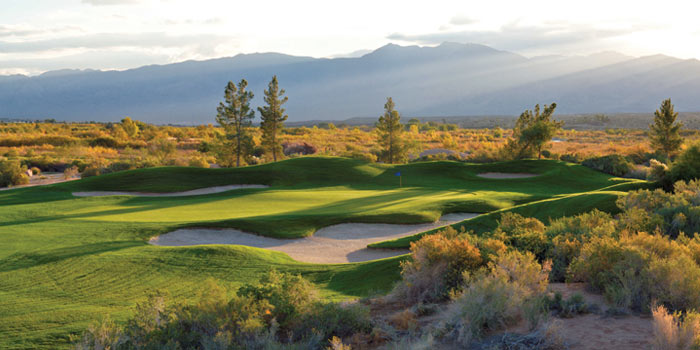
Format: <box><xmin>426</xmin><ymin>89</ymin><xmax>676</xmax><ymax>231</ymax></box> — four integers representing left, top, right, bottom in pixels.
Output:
<box><xmin>1</xmin><ymin>42</ymin><xmax>699</xmax><ymax>124</ymax></box>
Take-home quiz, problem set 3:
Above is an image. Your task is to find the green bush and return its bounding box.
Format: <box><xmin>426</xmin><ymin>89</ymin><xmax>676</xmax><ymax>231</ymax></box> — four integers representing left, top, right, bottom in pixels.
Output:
<box><xmin>582</xmin><ymin>154</ymin><xmax>634</xmax><ymax>177</ymax></box>
<box><xmin>545</xmin><ymin>210</ymin><xmax>617</xmax><ymax>281</ymax></box>
<box><xmin>81</xmin><ymin>166</ymin><xmax>101</xmax><ymax>178</ymax></box>
<box><xmin>617</xmin><ymin>180</ymin><xmax>700</xmax><ymax>238</ymax></box>
<box><xmin>89</xmin><ymin>136</ymin><xmax>120</xmax><ymax>148</ymax></box>
<box><xmin>669</xmin><ymin>143</ymin><xmax>700</xmax><ymax>184</ymax></box>
<box><xmin>74</xmin><ymin>273</ymin><xmax>372</xmax><ymax>350</ymax></box>
<box><xmin>492</xmin><ymin>213</ymin><xmax>548</xmax><ymax>260</ymax></box>
<box><xmin>0</xmin><ymin>160</ymin><xmax>29</xmax><ymax>187</ymax></box>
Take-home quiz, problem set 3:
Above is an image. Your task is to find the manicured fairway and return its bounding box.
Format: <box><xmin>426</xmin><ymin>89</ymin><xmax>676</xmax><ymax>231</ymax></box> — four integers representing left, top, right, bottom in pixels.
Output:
<box><xmin>0</xmin><ymin>157</ymin><xmax>647</xmax><ymax>349</ymax></box>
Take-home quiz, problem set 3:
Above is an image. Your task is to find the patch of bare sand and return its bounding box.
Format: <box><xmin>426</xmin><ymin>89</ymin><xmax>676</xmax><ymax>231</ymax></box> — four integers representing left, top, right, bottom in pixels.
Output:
<box><xmin>72</xmin><ymin>184</ymin><xmax>268</xmax><ymax>197</ymax></box>
<box><xmin>0</xmin><ymin>172</ymin><xmax>78</xmax><ymax>191</ymax></box>
<box><xmin>476</xmin><ymin>172</ymin><xmax>538</xmax><ymax>179</ymax></box>
<box><xmin>547</xmin><ymin>283</ymin><xmax>652</xmax><ymax>350</ymax></box>
<box><xmin>149</xmin><ymin>213</ymin><xmax>480</xmax><ymax>263</ymax></box>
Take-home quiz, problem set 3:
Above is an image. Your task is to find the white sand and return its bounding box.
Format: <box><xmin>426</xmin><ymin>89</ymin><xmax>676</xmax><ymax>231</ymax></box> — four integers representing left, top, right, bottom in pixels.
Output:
<box><xmin>476</xmin><ymin>172</ymin><xmax>538</xmax><ymax>179</ymax></box>
<box><xmin>149</xmin><ymin>213</ymin><xmax>480</xmax><ymax>263</ymax></box>
<box><xmin>72</xmin><ymin>184</ymin><xmax>268</xmax><ymax>197</ymax></box>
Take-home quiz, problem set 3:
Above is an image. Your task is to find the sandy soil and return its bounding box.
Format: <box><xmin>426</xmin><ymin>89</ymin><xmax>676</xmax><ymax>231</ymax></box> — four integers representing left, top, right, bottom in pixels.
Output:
<box><xmin>476</xmin><ymin>172</ymin><xmax>538</xmax><ymax>179</ymax></box>
<box><xmin>547</xmin><ymin>283</ymin><xmax>652</xmax><ymax>350</ymax></box>
<box><xmin>0</xmin><ymin>172</ymin><xmax>78</xmax><ymax>191</ymax></box>
<box><xmin>149</xmin><ymin>213</ymin><xmax>479</xmax><ymax>263</ymax></box>
<box><xmin>72</xmin><ymin>184</ymin><xmax>268</xmax><ymax>197</ymax></box>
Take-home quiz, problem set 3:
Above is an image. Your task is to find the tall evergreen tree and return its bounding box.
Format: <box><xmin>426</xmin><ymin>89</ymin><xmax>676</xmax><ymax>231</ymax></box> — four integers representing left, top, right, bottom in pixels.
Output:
<box><xmin>650</xmin><ymin>98</ymin><xmax>683</xmax><ymax>160</ymax></box>
<box><xmin>376</xmin><ymin>97</ymin><xmax>406</xmax><ymax>163</ymax></box>
<box><xmin>216</xmin><ymin>79</ymin><xmax>255</xmax><ymax>167</ymax></box>
<box><xmin>258</xmin><ymin>76</ymin><xmax>288</xmax><ymax>162</ymax></box>
<box><xmin>506</xmin><ymin>103</ymin><xmax>562</xmax><ymax>159</ymax></box>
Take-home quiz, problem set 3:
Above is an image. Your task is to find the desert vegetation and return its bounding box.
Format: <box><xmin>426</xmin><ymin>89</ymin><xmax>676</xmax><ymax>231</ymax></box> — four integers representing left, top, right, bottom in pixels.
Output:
<box><xmin>2</xmin><ymin>97</ymin><xmax>700</xmax><ymax>350</ymax></box>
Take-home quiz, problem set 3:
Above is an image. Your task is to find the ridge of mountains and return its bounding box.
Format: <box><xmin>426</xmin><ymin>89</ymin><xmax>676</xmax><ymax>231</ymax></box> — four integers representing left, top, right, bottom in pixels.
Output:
<box><xmin>1</xmin><ymin>42</ymin><xmax>699</xmax><ymax>124</ymax></box>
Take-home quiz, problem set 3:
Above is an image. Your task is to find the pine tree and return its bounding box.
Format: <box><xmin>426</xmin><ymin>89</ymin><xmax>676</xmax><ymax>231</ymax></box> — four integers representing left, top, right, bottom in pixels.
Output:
<box><xmin>376</xmin><ymin>97</ymin><xmax>406</xmax><ymax>163</ymax></box>
<box><xmin>650</xmin><ymin>98</ymin><xmax>683</xmax><ymax>160</ymax></box>
<box><xmin>258</xmin><ymin>76</ymin><xmax>288</xmax><ymax>162</ymax></box>
<box><xmin>506</xmin><ymin>103</ymin><xmax>562</xmax><ymax>159</ymax></box>
<box><xmin>216</xmin><ymin>79</ymin><xmax>255</xmax><ymax>167</ymax></box>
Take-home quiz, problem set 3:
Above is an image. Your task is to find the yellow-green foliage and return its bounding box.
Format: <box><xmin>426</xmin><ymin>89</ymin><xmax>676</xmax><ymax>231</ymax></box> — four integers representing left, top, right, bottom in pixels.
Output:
<box><xmin>0</xmin><ymin>159</ymin><xmax>28</xmax><ymax>187</ymax></box>
<box><xmin>446</xmin><ymin>250</ymin><xmax>551</xmax><ymax>345</ymax></box>
<box><xmin>569</xmin><ymin>232</ymin><xmax>700</xmax><ymax>312</ymax></box>
<box><xmin>617</xmin><ymin>180</ymin><xmax>700</xmax><ymax>238</ymax></box>
<box><xmin>393</xmin><ymin>227</ymin><xmax>496</xmax><ymax>304</ymax></box>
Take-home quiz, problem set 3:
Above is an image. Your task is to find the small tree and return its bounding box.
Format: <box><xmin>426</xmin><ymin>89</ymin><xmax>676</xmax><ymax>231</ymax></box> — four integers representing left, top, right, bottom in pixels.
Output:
<box><xmin>121</xmin><ymin>117</ymin><xmax>139</xmax><ymax>138</ymax></box>
<box><xmin>376</xmin><ymin>97</ymin><xmax>406</xmax><ymax>163</ymax></box>
<box><xmin>258</xmin><ymin>76</ymin><xmax>288</xmax><ymax>162</ymax></box>
<box><xmin>216</xmin><ymin>79</ymin><xmax>255</xmax><ymax>167</ymax></box>
<box><xmin>650</xmin><ymin>98</ymin><xmax>683</xmax><ymax>160</ymax></box>
<box><xmin>505</xmin><ymin>103</ymin><xmax>563</xmax><ymax>159</ymax></box>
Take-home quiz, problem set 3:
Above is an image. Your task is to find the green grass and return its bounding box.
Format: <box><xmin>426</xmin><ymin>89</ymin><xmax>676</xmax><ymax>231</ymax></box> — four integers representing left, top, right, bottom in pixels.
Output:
<box><xmin>0</xmin><ymin>157</ymin><xmax>647</xmax><ymax>349</ymax></box>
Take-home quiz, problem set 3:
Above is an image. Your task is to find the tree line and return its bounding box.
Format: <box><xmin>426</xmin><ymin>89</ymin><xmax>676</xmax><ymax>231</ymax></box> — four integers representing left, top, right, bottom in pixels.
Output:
<box><xmin>216</xmin><ymin>76</ymin><xmax>685</xmax><ymax>166</ymax></box>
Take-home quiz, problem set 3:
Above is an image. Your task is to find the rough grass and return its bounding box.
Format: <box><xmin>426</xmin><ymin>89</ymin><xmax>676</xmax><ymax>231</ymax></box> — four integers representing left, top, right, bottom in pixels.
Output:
<box><xmin>0</xmin><ymin>157</ymin><xmax>645</xmax><ymax>349</ymax></box>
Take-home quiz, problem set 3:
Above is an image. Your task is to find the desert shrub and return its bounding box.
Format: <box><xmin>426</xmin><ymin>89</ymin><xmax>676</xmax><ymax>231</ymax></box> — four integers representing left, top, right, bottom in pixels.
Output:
<box><xmin>627</xmin><ymin>164</ymin><xmax>650</xmax><ymax>179</ymax></box>
<box><xmin>299</xmin><ymin>302</ymin><xmax>372</xmax><ymax>342</ymax></box>
<box><xmin>0</xmin><ymin>135</ymin><xmax>77</xmax><ymax>147</ymax></box>
<box><xmin>71</xmin><ymin>317</ymin><xmax>125</xmax><ymax>350</ymax></box>
<box><xmin>148</xmin><ymin>138</ymin><xmax>176</xmax><ymax>165</ymax></box>
<box><xmin>669</xmin><ymin>143</ymin><xmax>700</xmax><ymax>184</ymax></box>
<box><xmin>582</xmin><ymin>154</ymin><xmax>634</xmax><ymax>176</ymax></box>
<box><xmin>445</xmin><ymin>250</ymin><xmax>550</xmax><ymax>345</ymax></box>
<box><xmin>492</xmin><ymin>213</ymin><xmax>548</xmax><ymax>260</ymax></box>
<box><xmin>89</xmin><ymin>136</ymin><xmax>120</xmax><ymax>148</ymax></box>
<box><xmin>237</xmin><ymin>270</ymin><xmax>317</xmax><ymax>333</ymax></box>
<box><xmin>651</xmin><ymin>305</ymin><xmax>700</xmax><ymax>350</ymax></box>
<box><xmin>545</xmin><ymin>292</ymin><xmax>588</xmax><ymax>318</ymax></box>
<box><xmin>569</xmin><ymin>232</ymin><xmax>700</xmax><ymax>312</ymax></box>
<box><xmin>617</xmin><ymin>180</ymin><xmax>700</xmax><ymax>238</ymax></box>
<box><xmin>0</xmin><ymin>159</ymin><xmax>29</xmax><ymax>187</ymax></box>
<box><xmin>188</xmin><ymin>156</ymin><xmax>210</xmax><ymax>168</ymax></box>
<box><xmin>81</xmin><ymin>166</ymin><xmax>101</xmax><ymax>178</ymax></box>
<box><xmin>345</xmin><ymin>151</ymin><xmax>377</xmax><ymax>163</ymax></box>
<box><xmin>64</xmin><ymin>165</ymin><xmax>79</xmax><ymax>179</ymax></box>
<box><xmin>391</xmin><ymin>227</ymin><xmax>485</xmax><ymax>303</ymax></box>
<box><xmin>105</xmin><ymin>161</ymin><xmax>134</xmax><ymax>173</ymax></box>
<box><xmin>282</xmin><ymin>141</ymin><xmax>318</xmax><ymax>156</ymax></box>
<box><xmin>74</xmin><ymin>273</ymin><xmax>370</xmax><ymax>350</ymax></box>
<box><xmin>559</xmin><ymin>153</ymin><xmax>583</xmax><ymax>163</ymax></box>
<box><xmin>649</xmin><ymin>158</ymin><xmax>670</xmax><ymax>182</ymax></box>
<box><xmin>545</xmin><ymin>210</ymin><xmax>617</xmax><ymax>281</ymax></box>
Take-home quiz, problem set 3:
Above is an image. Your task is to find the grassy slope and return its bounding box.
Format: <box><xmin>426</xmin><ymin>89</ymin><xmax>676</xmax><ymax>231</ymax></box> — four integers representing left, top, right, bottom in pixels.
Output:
<box><xmin>0</xmin><ymin>157</ymin><xmax>646</xmax><ymax>349</ymax></box>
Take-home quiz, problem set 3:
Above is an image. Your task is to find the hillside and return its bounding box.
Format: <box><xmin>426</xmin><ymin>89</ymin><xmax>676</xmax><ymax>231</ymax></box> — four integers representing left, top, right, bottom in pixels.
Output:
<box><xmin>2</xmin><ymin>42</ymin><xmax>700</xmax><ymax>124</ymax></box>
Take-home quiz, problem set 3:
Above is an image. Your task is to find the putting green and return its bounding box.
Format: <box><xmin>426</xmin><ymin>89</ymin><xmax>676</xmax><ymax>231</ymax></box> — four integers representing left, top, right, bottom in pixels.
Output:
<box><xmin>0</xmin><ymin>157</ymin><xmax>648</xmax><ymax>349</ymax></box>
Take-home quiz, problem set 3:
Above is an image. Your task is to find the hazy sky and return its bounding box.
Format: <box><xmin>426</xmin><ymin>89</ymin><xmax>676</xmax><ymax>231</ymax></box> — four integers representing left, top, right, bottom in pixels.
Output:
<box><xmin>2</xmin><ymin>0</ymin><xmax>700</xmax><ymax>75</ymax></box>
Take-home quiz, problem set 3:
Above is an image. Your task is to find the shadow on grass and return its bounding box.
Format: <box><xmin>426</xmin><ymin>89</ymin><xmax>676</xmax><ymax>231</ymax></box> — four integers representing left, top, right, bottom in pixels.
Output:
<box><xmin>0</xmin><ymin>240</ymin><xmax>143</xmax><ymax>273</ymax></box>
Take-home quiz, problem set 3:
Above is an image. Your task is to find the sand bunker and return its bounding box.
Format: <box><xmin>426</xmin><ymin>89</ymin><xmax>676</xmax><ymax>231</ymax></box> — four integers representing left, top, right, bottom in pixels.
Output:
<box><xmin>476</xmin><ymin>172</ymin><xmax>538</xmax><ymax>179</ymax></box>
<box><xmin>150</xmin><ymin>213</ymin><xmax>480</xmax><ymax>263</ymax></box>
<box><xmin>73</xmin><ymin>184</ymin><xmax>268</xmax><ymax>197</ymax></box>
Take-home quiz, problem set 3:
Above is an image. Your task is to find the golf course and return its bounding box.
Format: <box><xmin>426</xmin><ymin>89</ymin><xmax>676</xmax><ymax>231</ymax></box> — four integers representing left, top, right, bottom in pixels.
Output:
<box><xmin>0</xmin><ymin>156</ymin><xmax>647</xmax><ymax>349</ymax></box>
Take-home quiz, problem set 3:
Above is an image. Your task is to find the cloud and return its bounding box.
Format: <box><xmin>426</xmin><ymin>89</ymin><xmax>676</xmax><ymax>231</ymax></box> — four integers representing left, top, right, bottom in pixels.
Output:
<box><xmin>0</xmin><ymin>32</ymin><xmax>235</xmax><ymax>54</ymax></box>
<box><xmin>387</xmin><ymin>22</ymin><xmax>646</xmax><ymax>54</ymax></box>
<box><xmin>449</xmin><ymin>15</ymin><xmax>476</xmax><ymax>26</ymax></box>
<box><xmin>82</xmin><ymin>0</ymin><xmax>140</xmax><ymax>5</ymax></box>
